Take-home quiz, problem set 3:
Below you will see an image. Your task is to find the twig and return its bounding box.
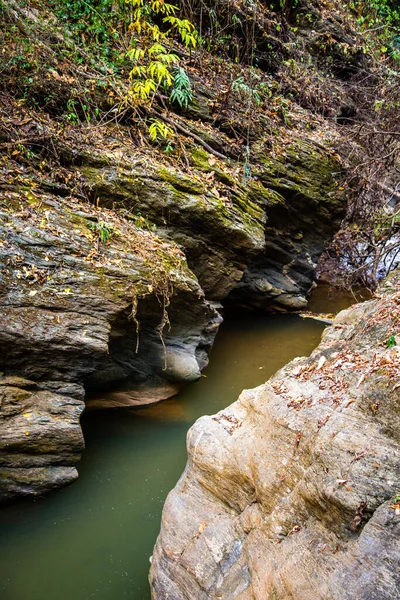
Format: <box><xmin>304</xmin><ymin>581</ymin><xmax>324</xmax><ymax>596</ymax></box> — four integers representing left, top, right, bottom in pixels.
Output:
<box><xmin>151</xmin><ymin>110</ymin><xmax>228</xmax><ymax>160</ymax></box>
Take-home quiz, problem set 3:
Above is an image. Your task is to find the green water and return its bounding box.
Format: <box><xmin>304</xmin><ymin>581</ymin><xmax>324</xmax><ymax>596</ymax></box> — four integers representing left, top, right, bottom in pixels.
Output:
<box><xmin>0</xmin><ymin>309</ymin><xmax>333</xmax><ymax>600</ymax></box>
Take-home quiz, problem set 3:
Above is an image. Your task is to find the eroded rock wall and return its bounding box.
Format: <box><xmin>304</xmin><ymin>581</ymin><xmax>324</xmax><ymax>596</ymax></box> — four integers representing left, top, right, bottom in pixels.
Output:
<box><xmin>0</xmin><ymin>129</ymin><xmax>346</xmax><ymax>502</ymax></box>
<box><xmin>228</xmin><ymin>139</ymin><xmax>346</xmax><ymax>310</ymax></box>
<box><xmin>0</xmin><ymin>190</ymin><xmax>220</xmax><ymax>500</ymax></box>
<box><xmin>81</xmin><ymin>137</ymin><xmax>345</xmax><ymax>308</ymax></box>
<box><xmin>150</xmin><ymin>272</ymin><xmax>400</xmax><ymax>599</ymax></box>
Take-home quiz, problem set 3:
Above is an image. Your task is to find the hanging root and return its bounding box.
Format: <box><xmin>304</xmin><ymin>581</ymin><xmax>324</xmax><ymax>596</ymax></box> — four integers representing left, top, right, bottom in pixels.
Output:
<box><xmin>156</xmin><ymin>285</ymin><xmax>172</xmax><ymax>371</ymax></box>
<box><xmin>129</xmin><ymin>296</ymin><xmax>141</xmax><ymax>354</ymax></box>
<box><xmin>129</xmin><ymin>270</ymin><xmax>174</xmax><ymax>363</ymax></box>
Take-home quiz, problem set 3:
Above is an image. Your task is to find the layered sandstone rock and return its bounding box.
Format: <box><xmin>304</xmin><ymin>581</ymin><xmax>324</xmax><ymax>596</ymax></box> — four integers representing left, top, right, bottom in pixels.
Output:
<box><xmin>0</xmin><ymin>190</ymin><xmax>220</xmax><ymax>500</ymax></box>
<box><xmin>150</xmin><ymin>272</ymin><xmax>400</xmax><ymax>599</ymax></box>
<box><xmin>81</xmin><ymin>137</ymin><xmax>345</xmax><ymax>309</ymax></box>
<box><xmin>0</xmin><ymin>129</ymin><xmax>345</xmax><ymax>501</ymax></box>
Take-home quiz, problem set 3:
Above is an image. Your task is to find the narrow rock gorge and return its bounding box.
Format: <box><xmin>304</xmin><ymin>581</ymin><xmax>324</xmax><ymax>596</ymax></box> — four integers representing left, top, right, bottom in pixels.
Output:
<box><xmin>1</xmin><ymin>1</ymin><xmax>399</xmax><ymax>596</ymax></box>
<box><xmin>0</xmin><ymin>134</ymin><xmax>343</xmax><ymax>500</ymax></box>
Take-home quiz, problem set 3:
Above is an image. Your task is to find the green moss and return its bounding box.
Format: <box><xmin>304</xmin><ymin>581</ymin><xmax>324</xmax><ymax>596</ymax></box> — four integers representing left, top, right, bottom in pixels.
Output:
<box><xmin>158</xmin><ymin>167</ymin><xmax>205</xmax><ymax>195</ymax></box>
<box><xmin>190</xmin><ymin>148</ymin><xmax>236</xmax><ymax>186</ymax></box>
<box><xmin>256</xmin><ymin>138</ymin><xmax>342</xmax><ymax>207</ymax></box>
<box><xmin>80</xmin><ymin>155</ymin><xmax>266</xmax><ymax>249</ymax></box>
<box><xmin>190</xmin><ymin>147</ymin><xmax>211</xmax><ymax>171</ymax></box>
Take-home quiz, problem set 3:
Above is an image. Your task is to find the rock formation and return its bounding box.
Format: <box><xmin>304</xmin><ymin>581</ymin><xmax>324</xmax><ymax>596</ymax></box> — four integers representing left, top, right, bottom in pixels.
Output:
<box><xmin>0</xmin><ymin>189</ymin><xmax>220</xmax><ymax>500</ymax></box>
<box><xmin>0</xmin><ymin>0</ymin><xmax>366</xmax><ymax>502</ymax></box>
<box><xmin>0</xmin><ymin>120</ymin><xmax>345</xmax><ymax>501</ymax></box>
<box><xmin>80</xmin><ymin>136</ymin><xmax>344</xmax><ymax>307</ymax></box>
<box><xmin>150</xmin><ymin>271</ymin><xmax>400</xmax><ymax>599</ymax></box>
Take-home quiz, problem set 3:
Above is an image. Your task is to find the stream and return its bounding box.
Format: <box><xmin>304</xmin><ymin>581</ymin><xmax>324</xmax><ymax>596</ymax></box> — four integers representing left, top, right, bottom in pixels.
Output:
<box><xmin>0</xmin><ymin>288</ymin><xmax>357</xmax><ymax>600</ymax></box>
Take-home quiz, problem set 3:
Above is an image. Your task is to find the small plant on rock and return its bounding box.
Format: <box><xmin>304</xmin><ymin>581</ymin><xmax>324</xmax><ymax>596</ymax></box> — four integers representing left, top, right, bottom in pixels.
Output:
<box><xmin>148</xmin><ymin>118</ymin><xmax>174</xmax><ymax>142</ymax></box>
<box><xmin>90</xmin><ymin>220</ymin><xmax>114</xmax><ymax>247</ymax></box>
<box><xmin>232</xmin><ymin>76</ymin><xmax>262</xmax><ymax>106</ymax></box>
<box><xmin>169</xmin><ymin>66</ymin><xmax>193</xmax><ymax>109</ymax></box>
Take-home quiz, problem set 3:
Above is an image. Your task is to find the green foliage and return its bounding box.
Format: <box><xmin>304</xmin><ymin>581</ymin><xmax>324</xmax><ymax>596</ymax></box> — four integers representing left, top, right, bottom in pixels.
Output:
<box><xmin>132</xmin><ymin>211</ymin><xmax>157</xmax><ymax>230</ymax></box>
<box><xmin>89</xmin><ymin>220</ymin><xmax>113</xmax><ymax>243</ymax></box>
<box><xmin>125</xmin><ymin>0</ymin><xmax>197</xmax><ymax>107</ymax></box>
<box><xmin>349</xmin><ymin>0</ymin><xmax>400</xmax><ymax>61</ymax></box>
<box><xmin>386</xmin><ymin>334</ymin><xmax>397</xmax><ymax>348</ymax></box>
<box><xmin>169</xmin><ymin>67</ymin><xmax>193</xmax><ymax>109</ymax></box>
<box><xmin>50</xmin><ymin>0</ymin><xmax>124</xmax><ymax>61</ymax></box>
<box><xmin>148</xmin><ymin>118</ymin><xmax>174</xmax><ymax>141</ymax></box>
<box><xmin>232</xmin><ymin>76</ymin><xmax>262</xmax><ymax>106</ymax></box>
<box><xmin>64</xmin><ymin>99</ymin><xmax>79</xmax><ymax>124</ymax></box>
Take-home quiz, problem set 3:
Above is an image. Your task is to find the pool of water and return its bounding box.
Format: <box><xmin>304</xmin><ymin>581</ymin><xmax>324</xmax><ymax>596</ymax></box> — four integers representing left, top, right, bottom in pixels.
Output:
<box><xmin>0</xmin><ymin>309</ymin><xmax>332</xmax><ymax>600</ymax></box>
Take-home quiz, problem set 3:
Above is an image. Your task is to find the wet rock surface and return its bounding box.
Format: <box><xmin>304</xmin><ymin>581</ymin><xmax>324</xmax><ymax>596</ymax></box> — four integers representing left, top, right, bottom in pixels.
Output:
<box><xmin>150</xmin><ymin>272</ymin><xmax>400</xmax><ymax>599</ymax></box>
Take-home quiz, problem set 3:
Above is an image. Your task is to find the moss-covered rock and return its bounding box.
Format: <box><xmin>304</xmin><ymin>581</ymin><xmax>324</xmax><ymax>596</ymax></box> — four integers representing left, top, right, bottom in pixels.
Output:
<box><xmin>81</xmin><ymin>159</ymin><xmax>266</xmax><ymax>299</ymax></box>
<box><xmin>227</xmin><ymin>139</ymin><xmax>346</xmax><ymax>311</ymax></box>
<box><xmin>79</xmin><ymin>135</ymin><xmax>345</xmax><ymax>309</ymax></box>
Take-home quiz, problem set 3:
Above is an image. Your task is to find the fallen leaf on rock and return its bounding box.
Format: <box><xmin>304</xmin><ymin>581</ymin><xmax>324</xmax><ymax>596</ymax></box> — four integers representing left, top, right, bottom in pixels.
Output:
<box><xmin>357</xmin><ymin>373</ymin><xmax>366</xmax><ymax>387</ymax></box>
<box><xmin>390</xmin><ymin>499</ymin><xmax>400</xmax><ymax>515</ymax></box>
<box><xmin>198</xmin><ymin>522</ymin><xmax>207</xmax><ymax>534</ymax></box>
<box><xmin>345</xmin><ymin>399</ymin><xmax>356</xmax><ymax>408</ymax></box>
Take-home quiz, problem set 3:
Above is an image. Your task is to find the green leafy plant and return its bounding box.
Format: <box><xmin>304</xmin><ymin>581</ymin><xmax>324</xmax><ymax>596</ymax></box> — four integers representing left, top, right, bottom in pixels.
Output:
<box><xmin>350</xmin><ymin>0</ymin><xmax>400</xmax><ymax>61</ymax></box>
<box><xmin>51</xmin><ymin>0</ymin><xmax>123</xmax><ymax>62</ymax></box>
<box><xmin>90</xmin><ymin>220</ymin><xmax>113</xmax><ymax>244</ymax></box>
<box><xmin>148</xmin><ymin>118</ymin><xmax>174</xmax><ymax>141</ymax></box>
<box><xmin>386</xmin><ymin>334</ymin><xmax>397</xmax><ymax>348</ymax></box>
<box><xmin>169</xmin><ymin>66</ymin><xmax>193</xmax><ymax>109</ymax></box>
<box><xmin>64</xmin><ymin>99</ymin><xmax>80</xmax><ymax>124</ymax></box>
<box><xmin>133</xmin><ymin>211</ymin><xmax>157</xmax><ymax>230</ymax></box>
<box><xmin>125</xmin><ymin>0</ymin><xmax>197</xmax><ymax>107</ymax></box>
<box><xmin>232</xmin><ymin>76</ymin><xmax>262</xmax><ymax>106</ymax></box>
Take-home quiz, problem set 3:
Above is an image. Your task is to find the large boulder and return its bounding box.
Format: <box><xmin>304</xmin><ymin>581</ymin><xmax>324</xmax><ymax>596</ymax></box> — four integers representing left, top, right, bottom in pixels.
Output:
<box><xmin>0</xmin><ymin>377</ymin><xmax>84</xmax><ymax>502</ymax></box>
<box><xmin>150</xmin><ymin>272</ymin><xmax>400</xmax><ymax>599</ymax></box>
